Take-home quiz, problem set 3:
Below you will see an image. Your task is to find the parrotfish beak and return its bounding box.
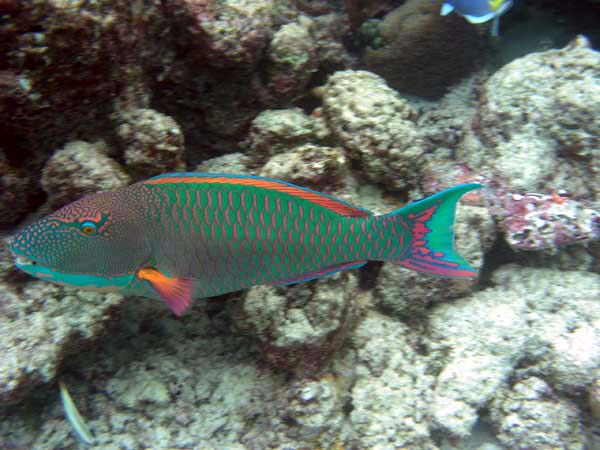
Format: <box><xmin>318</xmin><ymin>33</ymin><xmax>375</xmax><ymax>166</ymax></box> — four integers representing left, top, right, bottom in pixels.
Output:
<box><xmin>10</xmin><ymin>243</ymin><xmax>134</xmax><ymax>291</ymax></box>
<box><xmin>10</xmin><ymin>241</ymin><xmax>38</xmax><ymax>269</ymax></box>
<box><xmin>10</xmin><ymin>228</ymin><xmax>48</xmax><ymax>269</ymax></box>
<box><xmin>13</xmin><ymin>254</ymin><xmax>38</xmax><ymax>270</ymax></box>
<box><xmin>11</xmin><ymin>246</ymin><xmax>56</xmax><ymax>281</ymax></box>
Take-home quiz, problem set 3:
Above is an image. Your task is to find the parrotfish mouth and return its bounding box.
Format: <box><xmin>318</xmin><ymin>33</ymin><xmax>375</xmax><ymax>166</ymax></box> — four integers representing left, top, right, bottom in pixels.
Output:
<box><xmin>13</xmin><ymin>253</ymin><xmax>45</xmax><ymax>276</ymax></box>
<box><xmin>11</xmin><ymin>250</ymin><xmax>133</xmax><ymax>292</ymax></box>
<box><xmin>11</xmin><ymin>251</ymin><xmax>66</xmax><ymax>282</ymax></box>
<box><xmin>14</xmin><ymin>255</ymin><xmax>38</xmax><ymax>268</ymax></box>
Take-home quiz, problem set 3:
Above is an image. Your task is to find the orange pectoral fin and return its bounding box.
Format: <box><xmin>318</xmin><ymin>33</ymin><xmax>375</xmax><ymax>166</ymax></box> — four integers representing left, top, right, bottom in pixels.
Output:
<box><xmin>137</xmin><ymin>268</ymin><xmax>195</xmax><ymax>317</ymax></box>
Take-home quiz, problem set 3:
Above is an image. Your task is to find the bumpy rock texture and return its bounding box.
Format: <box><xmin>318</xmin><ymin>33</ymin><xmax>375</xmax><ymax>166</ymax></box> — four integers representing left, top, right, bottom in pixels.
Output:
<box><xmin>244</xmin><ymin>108</ymin><xmax>331</xmax><ymax>165</ymax></box>
<box><xmin>460</xmin><ymin>36</ymin><xmax>600</xmax><ymax>200</ymax></box>
<box><xmin>493</xmin><ymin>190</ymin><xmax>600</xmax><ymax>252</ymax></box>
<box><xmin>348</xmin><ymin>313</ymin><xmax>437</xmax><ymax>448</ymax></box>
<box><xmin>117</xmin><ymin>108</ymin><xmax>185</xmax><ymax>179</ymax></box>
<box><xmin>259</xmin><ymin>144</ymin><xmax>349</xmax><ymax>189</ymax></box>
<box><xmin>229</xmin><ymin>272</ymin><xmax>365</xmax><ymax>376</ymax></box>
<box><xmin>0</xmin><ymin>159</ymin><xmax>33</xmax><ymax>227</ymax></box>
<box><xmin>428</xmin><ymin>275</ymin><xmax>529</xmax><ymax>437</ymax></box>
<box><xmin>2</xmin><ymin>1</ymin><xmax>600</xmax><ymax>449</ymax></box>
<box><xmin>321</xmin><ymin>70</ymin><xmax>425</xmax><ymax>190</ymax></box>
<box><xmin>179</xmin><ymin>0</ymin><xmax>273</xmax><ymax>69</ymax></box>
<box><xmin>310</xmin><ymin>13</ymin><xmax>357</xmax><ymax>75</ymax></box>
<box><xmin>0</xmin><ymin>277</ymin><xmax>123</xmax><ymax>406</ymax></box>
<box><xmin>3</xmin><ymin>259</ymin><xmax>597</xmax><ymax>449</ymax></box>
<box><xmin>0</xmin><ymin>1</ymin><xmax>143</xmax><ymax>167</ymax></box>
<box><xmin>40</xmin><ymin>141</ymin><xmax>130</xmax><ymax>210</ymax></box>
<box><xmin>489</xmin><ymin>377</ymin><xmax>585</xmax><ymax>449</ymax></box>
<box><xmin>427</xmin><ymin>265</ymin><xmax>600</xmax><ymax>440</ymax></box>
<box><xmin>195</xmin><ymin>152</ymin><xmax>251</xmax><ymax>175</ymax></box>
<box><xmin>417</xmin><ymin>74</ymin><xmax>484</xmax><ymax>151</ymax></box>
<box><xmin>266</xmin><ymin>19</ymin><xmax>318</xmax><ymax>100</ymax></box>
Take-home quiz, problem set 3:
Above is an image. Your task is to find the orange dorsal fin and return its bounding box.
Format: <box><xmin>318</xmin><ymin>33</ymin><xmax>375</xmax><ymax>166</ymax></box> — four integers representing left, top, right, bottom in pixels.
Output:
<box><xmin>137</xmin><ymin>268</ymin><xmax>195</xmax><ymax>316</ymax></box>
<box><xmin>145</xmin><ymin>173</ymin><xmax>373</xmax><ymax>217</ymax></box>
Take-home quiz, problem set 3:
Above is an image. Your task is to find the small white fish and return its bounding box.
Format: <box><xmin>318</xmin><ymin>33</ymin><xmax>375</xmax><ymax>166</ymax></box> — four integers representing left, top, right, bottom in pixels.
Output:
<box><xmin>59</xmin><ymin>380</ymin><xmax>95</xmax><ymax>446</ymax></box>
<box><xmin>440</xmin><ymin>0</ymin><xmax>514</xmax><ymax>36</ymax></box>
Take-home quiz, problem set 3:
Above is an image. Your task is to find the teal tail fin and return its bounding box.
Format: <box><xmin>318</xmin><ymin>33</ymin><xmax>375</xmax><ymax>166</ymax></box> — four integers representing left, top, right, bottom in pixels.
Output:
<box><xmin>382</xmin><ymin>184</ymin><xmax>483</xmax><ymax>278</ymax></box>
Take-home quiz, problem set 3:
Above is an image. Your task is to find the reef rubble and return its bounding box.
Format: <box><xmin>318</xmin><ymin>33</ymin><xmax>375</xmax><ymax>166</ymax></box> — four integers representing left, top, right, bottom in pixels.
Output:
<box><xmin>0</xmin><ymin>1</ymin><xmax>598</xmax><ymax>448</ymax></box>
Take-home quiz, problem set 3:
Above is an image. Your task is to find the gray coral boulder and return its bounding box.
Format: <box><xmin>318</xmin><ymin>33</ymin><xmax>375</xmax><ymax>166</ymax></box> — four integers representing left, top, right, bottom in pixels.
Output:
<box><xmin>460</xmin><ymin>36</ymin><xmax>600</xmax><ymax>200</ymax></box>
<box><xmin>321</xmin><ymin>70</ymin><xmax>426</xmax><ymax>191</ymax></box>
<box><xmin>349</xmin><ymin>312</ymin><xmax>437</xmax><ymax>449</ymax></box>
<box><xmin>0</xmin><ymin>280</ymin><xmax>123</xmax><ymax>406</ymax></box>
<box><xmin>41</xmin><ymin>140</ymin><xmax>130</xmax><ymax>210</ymax></box>
<box><xmin>489</xmin><ymin>377</ymin><xmax>585</xmax><ymax>450</ymax></box>
<box><xmin>427</xmin><ymin>264</ymin><xmax>600</xmax><ymax>439</ymax></box>
<box><xmin>229</xmin><ymin>272</ymin><xmax>365</xmax><ymax>375</ymax></box>
<box><xmin>117</xmin><ymin>108</ymin><xmax>185</xmax><ymax>179</ymax></box>
<box><xmin>244</xmin><ymin>108</ymin><xmax>331</xmax><ymax>166</ymax></box>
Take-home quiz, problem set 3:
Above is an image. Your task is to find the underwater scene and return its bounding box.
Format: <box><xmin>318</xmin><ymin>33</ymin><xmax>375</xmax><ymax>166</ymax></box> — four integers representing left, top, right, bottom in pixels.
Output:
<box><xmin>0</xmin><ymin>0</ymin><xmax>599</xmax><ymax>449</ymax></box>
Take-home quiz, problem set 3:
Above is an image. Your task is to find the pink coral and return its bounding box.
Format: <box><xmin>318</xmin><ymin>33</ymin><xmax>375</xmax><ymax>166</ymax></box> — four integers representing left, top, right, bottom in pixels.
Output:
<box><xmin>493</xmin><ymin>191</ymin><xmax>600</xmax><ymax>252</ymax></box>
<box><xmin>177</xmin><ymin>0</ymin><xmax>272</xmax><ymax>69</ymax></box>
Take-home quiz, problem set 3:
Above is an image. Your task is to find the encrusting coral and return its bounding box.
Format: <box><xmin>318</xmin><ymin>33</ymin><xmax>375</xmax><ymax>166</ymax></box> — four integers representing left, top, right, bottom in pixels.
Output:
<box><xmin>117</xmin><ymin>108</ymin><xmax>186</xmax><ymax>179</ymax></box>
<box><xmin>320</xmin><ymin>70</ymin><xmax>425</xmax><ymax>191</ymax></box>
<box><xmin>459</xmin><ymin>36</ymin><xmax>600</xmax><ymax>200</ymax></box>
<box><xmin>40</xmin><ymin>141</ymin><xmax>130</xmax><ymax>210</ymax></box>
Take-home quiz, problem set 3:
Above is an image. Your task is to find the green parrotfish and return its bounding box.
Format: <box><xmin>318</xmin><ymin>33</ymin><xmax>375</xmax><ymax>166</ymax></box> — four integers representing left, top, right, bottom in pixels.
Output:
<box><xmin>11</xmin><ymin>173</ymin><xmax>482</xmax><ymax>316</ymax></box>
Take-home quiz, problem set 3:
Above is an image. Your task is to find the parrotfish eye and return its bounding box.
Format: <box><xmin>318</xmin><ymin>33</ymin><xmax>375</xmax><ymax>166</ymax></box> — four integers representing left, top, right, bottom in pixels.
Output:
<box><xmin>80</xmin><ymin>221</ymin><xmax>97</xmax><ymax>236</ymax></box>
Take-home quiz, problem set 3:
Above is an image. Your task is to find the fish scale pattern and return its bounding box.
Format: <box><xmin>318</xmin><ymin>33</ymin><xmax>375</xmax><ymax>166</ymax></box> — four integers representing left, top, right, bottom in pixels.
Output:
<box><xmin>143</xmin><ymin>182</ymin><xmax>382</xmax><ymax>298</ymax></box>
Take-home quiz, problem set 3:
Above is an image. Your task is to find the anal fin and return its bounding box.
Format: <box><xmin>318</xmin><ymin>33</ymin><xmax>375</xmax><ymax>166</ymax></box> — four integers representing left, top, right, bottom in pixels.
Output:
<box><xmin>274</xmin><ymin>260</ymin><xmax>367</xmax><ymax>286</ymax></box>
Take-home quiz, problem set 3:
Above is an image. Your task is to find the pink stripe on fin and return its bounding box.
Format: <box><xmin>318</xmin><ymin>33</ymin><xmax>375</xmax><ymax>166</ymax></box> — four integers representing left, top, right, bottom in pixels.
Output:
<box><xmin>397</xmin><ymin>259</ymin><xmax>477</xmax><ymax>278</ymax></box>
<box><xmin>273</xmin><ymin>260</ymin><xmax>367</xmax><ymax>285</ymax></box>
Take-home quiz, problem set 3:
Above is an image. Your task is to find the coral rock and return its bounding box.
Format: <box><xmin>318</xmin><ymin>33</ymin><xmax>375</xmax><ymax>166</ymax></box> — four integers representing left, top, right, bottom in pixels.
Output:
<box><xmin>494</xmin><ymin>266</ymin><xmax>600</xmax><ymax>392</ymax></box>
<box><xmin>41</xmin><ymin>140</ymin><xmax>130</xmax><ymax>210</ymax></box>
<box><xmin>428</xmin><ymin>265</ymin><xmax>600</xmax><ymax>437</ymax></box>
<box><xmin>118</xmin><ymin>108</ymin><xmax>186</xmax><ymax>179</ymax></box>
<box><xmin>321</xmin><ymin>70</ymin><xmax>425</xmax><ymax>190</ymax></box>
<box><xmin>279</xmin><ymin>376</ymin><xmax>344</xmax><ymax>442</ymax></box>
<box><xmin>0</xmin><ymin>1</ymin><xmax>148</xmax><ymax>164</ymax></box>
<box><xmin>460</xmin><ymin>36</ymin><xmax>600</xmax><ymax>200</ymax></box>
<box><xmin>428</xmin><ymin>276</ymin><xmax>528</xmax><ymax>437</ymax></box>
<box><xmin>195</xmin><ymin>152</ymin><xmax>251</xmax><ymax>175</ymax></box>
<box><xmin>0</xmin><ymin>279</ymin><xmax>123</xmax><ymax>406</ymax></box>
<box><xmin>0</xmin><ymin>159</ymin><xmax>33</xmax><ymax>227</ymax></box>
<box><xmin>229</xmin><ymin>272</ymin><xmax>363</xmax><ymax>375</ymax></box>
<box><xmin>259</xmin><ymin>144</ymin><xmax>349</xmax><ymax>189</ymax></box>
<box><xmin>267</xmin><ymin>20</ymin><xmax>318</xmax><ymax>99</ymax></box>
<box><xmin>589</xmin><ymin>371</ymin><xmax>600</xmax><ymax>422</ymax></box>
<box><xmin>349</xmin><ymin>312</ymin><xmax>437</xmax><ymax>448</ymax></box>
<box><xmin>244</xmin><ymin>108</ymin><xmax>331</xmax><ymax>166</ymax></box>
<box><xmin>492</xmin><ymin>191</ymin><xmax>600</xmax><ymax>252</ymax></box>
<box><xmin>180</xmin><ymin>0</ymin><xmax>273</xmax><ymax>69</ymax></box>
<box><xmin>489</xmin><ymin>377</ymin><xmax>584</xmax><ymax>449</ymax></box>
<box><xmin>417</xmin><ymin>74</ymin><xmax>484</xmax><ymax>150</ymax></box>
<box><xmin>310</xmin><ymin>13</ymin><xmax>357</xmax><ymax>74</ymax></box>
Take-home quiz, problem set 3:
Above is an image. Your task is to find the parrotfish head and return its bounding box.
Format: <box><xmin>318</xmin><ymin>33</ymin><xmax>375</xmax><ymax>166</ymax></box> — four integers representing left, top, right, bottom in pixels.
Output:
<box><xmin>10</xmin><ymin>189</ymin><xmax>150</xmax><ymax>292</ymax></box>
